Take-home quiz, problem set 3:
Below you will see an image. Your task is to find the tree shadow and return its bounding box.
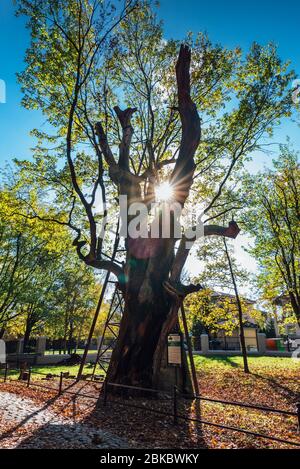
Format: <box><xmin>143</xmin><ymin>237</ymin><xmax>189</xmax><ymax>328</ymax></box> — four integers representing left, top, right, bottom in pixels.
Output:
<box><xmin>85</xmin><ymin>384</ymin><xmax>209</xmax><ymax>449</ymax></box>
<box><xmin>15</xmin><ymin>421</ymin><xmax>128</xmax><ymax>449</ymax></box>
<box><xmin>201</xmin><ymin>355</ymin><xmax>241</xmax><ymax>368</ymax></box>
<box><xmin>0</xmin><ymin>381</ymin><xmax>128</xmax><ymax>449</ymax></box>
<box><xmin>0</xmin><ymin>379</ymin><xmax>82</xmax><ymax>444</ymax></box>
<box><xmin>0</xmin><ymin>392</ymin><xmax>59</xmax><ymax>443</ymax></box>
<box><xmin>251</xmin><ymin>372</ymin><xmax>300</xmax><ymax>403</ymax></box>
<box><xmin>219</xmin><ymin>356</ymin><xmax>240</xmax><ymax>368</ymax></box>
<box><xmin>189</xmin><ymin>398</ymin><xmax>208</xmax><ymax>448</ymax></box>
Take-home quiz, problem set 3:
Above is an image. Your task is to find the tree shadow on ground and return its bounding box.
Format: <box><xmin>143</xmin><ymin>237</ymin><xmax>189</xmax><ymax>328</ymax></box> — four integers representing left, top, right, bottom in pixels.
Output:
<box><xmin>0</xmin><ymin>379</ymin><xmax>79</xmax><ymax>445</ymax></box>
<box><xmin>15</xmin><ymin>421</ymin><xmax>128</xmax><ymax>449</ymax></box>
<box><xmin>0</xmin><ymin>393</ymin><xmax>59</xmax><ymax>444</ymax></box>
<box><xmin>251</xmin><ymin>372</ymin><xmax>300</xmax><ymax>403</ymax></box>
<box><xmin>198</xmin><ymin>355</ymin><xmax>241</xmax><ymax>368</ymax></box>
<box><xmin>82</xmin><ymin>382</ymin><xmax>209</xmax><ymax>449</ymax></box>
<box><xmin>219</xmin><ymin>356</ymin><xmax>240</xmax><ymax>368</ymax></box>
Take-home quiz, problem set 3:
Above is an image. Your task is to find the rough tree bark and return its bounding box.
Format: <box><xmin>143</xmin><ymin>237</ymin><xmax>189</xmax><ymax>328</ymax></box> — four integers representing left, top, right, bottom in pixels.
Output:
<box><xmin>23</xmin><ymin>306</ymin><xmax>36</xmax><ymax>353</ymax></box>
<box><xmin>23</xmin><ymin>325</ymin><xmax>32</xmax><ymax>353</ymax></box>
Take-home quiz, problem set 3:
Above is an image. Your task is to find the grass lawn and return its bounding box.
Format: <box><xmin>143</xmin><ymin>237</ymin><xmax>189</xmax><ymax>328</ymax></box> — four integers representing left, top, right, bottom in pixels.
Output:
<box><xmin>2</xmin><ymin>355</ymin><xmax>298</xmax><ymax>388</ymax></box>
<box><xmin>194</xmin><ymin>355</ymin><xmax>299</xmax><ymax>407</ymax></box>
<box><xmin>194</xmin><ymin>355</ymin><xmax>300</xmax><ymax>373</ymax></box>
<box><xmin>186</xmin><ymin>355</ymin><xmax>300</xmax><ymax>448</ymax></box>
<box><xmin>0</xmin><ymin>363</ymin><xmax>101</xmax><ymax>381</ymax></box>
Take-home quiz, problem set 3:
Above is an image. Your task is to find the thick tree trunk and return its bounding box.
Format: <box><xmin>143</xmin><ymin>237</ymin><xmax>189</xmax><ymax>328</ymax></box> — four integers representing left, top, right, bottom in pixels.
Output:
<box><xmin>67</xmin><ymin>323</ymin><xmax>74</xmax><ymax>354</ymax></box>
<box><xmin>106</xmin><ymin>238</ymin><xmax>192</xmax><ymax>392</ymax></box>
<box><xmin>23</xmin><ymin>322</ymin><xmax>32</xmax><ymax>354</ymax></box>
<box><xmin>106</xmin><ymin>301</ymin><xmax>192</xmax><ymax>392</ymax></box>
<box><xmin>289</xmin><ymin>293</ymin><xmax>300</xmax><ymax>327</ymax></box>
<box><xmin>105</xmin><ymin>224</ymin><xmax>240</xmax><ymax>391</ymax></box>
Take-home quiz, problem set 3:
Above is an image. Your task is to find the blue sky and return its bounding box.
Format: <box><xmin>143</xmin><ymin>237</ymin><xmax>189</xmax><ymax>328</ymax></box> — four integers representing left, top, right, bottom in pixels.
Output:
<box><xmin>159</xmin><ymin>0</ymin><xmax>300</xmax><ymax>172</ymax></box>
<box><xmin>0</xmin><ymin>0</ymin><xmax>299</xmax><ymax>167</ymax></box>
<box><xmin>0</xmin><ymin>1</ymin><xmax>40</xmax><ymax>164</ymax></box>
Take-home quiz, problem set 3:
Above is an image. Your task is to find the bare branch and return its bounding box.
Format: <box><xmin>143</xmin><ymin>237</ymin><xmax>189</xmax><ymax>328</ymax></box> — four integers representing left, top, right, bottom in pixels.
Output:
<box><xmin>170</xmin><ymin>221</ymin><xmax>240</xmax><ymax>282</ymax></box>
<box><xmin>114</xmin><ymin>106</ymin><xmax>137</xmax><ymax>171</ymax></box>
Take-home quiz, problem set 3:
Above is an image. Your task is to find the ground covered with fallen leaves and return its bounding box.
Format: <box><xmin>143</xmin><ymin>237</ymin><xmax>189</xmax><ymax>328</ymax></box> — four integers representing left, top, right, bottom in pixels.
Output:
<box><xmin>0</xmin><ymin>356</ymin><xmax>299</xmax><ymax>449</ymax></box>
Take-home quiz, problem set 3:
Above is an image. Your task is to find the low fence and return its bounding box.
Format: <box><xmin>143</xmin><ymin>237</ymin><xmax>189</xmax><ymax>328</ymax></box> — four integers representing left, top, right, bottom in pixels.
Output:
<box><xmin>45</xmin><ymin>338</ymin><xmax>82</xmax><ymax>355</ymax></box>
<box><xmin>0</xmin><ymin>363</ymin><xmax>299</xmax><ymax>448</ymax></box>
<box><xmin>197</xmin><ymin>333</ymin><xmax>300</xmax><ymax>357</ymax></box>
<box><xmin>102</xmin><ymin>382</ymin><xmax>300</xmax><ymax>447</ymax></box>
<box><xmin>5</xmin><ymin>340</ymin><xmax>19</xmax><ymax>354</ymax></box>
<box><xmin>6</xmin><ymin>353</ymin><xmax>39</xmax><ymax>367</ymax></box>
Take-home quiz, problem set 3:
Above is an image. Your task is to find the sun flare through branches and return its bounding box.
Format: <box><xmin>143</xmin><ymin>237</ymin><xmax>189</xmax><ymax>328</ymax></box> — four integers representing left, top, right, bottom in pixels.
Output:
<box><xmin>155</xmin><ymin>181</ymin><xmax>174</xmax><ymax>203</ymax></box>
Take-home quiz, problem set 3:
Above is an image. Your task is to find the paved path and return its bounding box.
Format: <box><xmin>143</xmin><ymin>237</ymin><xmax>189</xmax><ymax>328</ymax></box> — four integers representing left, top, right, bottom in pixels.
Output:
<box><xmin>0</xmin><ymin>391</ymin><xmax>129</xmax><ymax>449</ymax></box>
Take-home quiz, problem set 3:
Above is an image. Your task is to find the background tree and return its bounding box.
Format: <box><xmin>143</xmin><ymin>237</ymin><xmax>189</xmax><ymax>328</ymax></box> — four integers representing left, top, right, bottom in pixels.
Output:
<box><xmin>194</xmin><ymin>235</ymin><xmax>250</xmax><ymax>291</ymax></box>
<box><xmin>244</xmin><ymin>146</ymin><xmax>300</xmax><ymax>326</ymax></box>
<box><xmin>47</xmin><ymin>258</ymin><xmax>101</xmax><ymax>353</ymax></box>
<box><xmin>187</xmin><ymin>288</ymin><xmax>258</xmax><ymax>336</ymax></box>
<box><xmin>0</xmin><ymin>180</ymin><xmax>102</xmax><ymax>345</ymax></box>
<box><xmin>12</xmin><ymin>0</ymin><xmax>295</xmax><ymax>389</ymax></box>
<box><xmin>186</xmin><ymin>290</ymin><xmax>264</xmax><ymax>336</ymax></box>
<box><xmin>16</xmin><ymin>250</ymin><xmax>60</xmax><ymax>352</ymax></box>
<box><xmin>0</xmin><ymin>222</ymin><xmax>49</xmax><ymax>337</ymax></box>
<box><xmin>186</xmin><ymin>235</ymin><xmax>264</xmax><ymax>372</ymax></box>
<box><xmin>4</xmin><ymin>245</ymin><xmax>102</xmax><ymax>348</ymax></box>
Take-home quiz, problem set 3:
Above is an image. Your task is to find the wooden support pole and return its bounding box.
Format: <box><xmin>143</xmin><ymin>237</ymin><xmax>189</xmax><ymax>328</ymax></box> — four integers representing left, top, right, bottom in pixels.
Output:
<box><xmin>4</xmin><ymin>363</ymin><xmax>8</xmax><ymax>382</ymax></box>
<box><xmin>59</xmin><ymin>372</ymin><xmax>63</xmax><ymax>396</ymax></box>
<box><xmin>77</xmin><ymin>233</ymin><xmax>120</xmax><ymax>381</ymax></box>
<box><xmin>77</xmin><ymin>271</ymin><xmax>111</xmax><ymax>381</ymax></box>
<box><xmin>180</xmin><ymin>302</ymin><xmax>200</xmax><ymax>397</ymax></box>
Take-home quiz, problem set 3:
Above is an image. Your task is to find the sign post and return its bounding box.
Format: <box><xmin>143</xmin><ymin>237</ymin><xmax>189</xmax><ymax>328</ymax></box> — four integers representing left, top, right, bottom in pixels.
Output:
<box><xmin>167</xmin><ymin>334</ymin><xmax>182</xmax><ymax>366</ymax></box>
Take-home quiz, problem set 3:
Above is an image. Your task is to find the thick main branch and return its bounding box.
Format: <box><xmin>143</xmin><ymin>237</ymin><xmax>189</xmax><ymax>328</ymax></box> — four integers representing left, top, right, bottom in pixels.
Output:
<box><xmin>170</xmin><ymin>221</ymin><xmax>240</xmax><ymax>282</ymax></box>
<box><xmin>170</xmin><ymin>45</ymin><xmax>201</xmax><ymax>205</ymax></box>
